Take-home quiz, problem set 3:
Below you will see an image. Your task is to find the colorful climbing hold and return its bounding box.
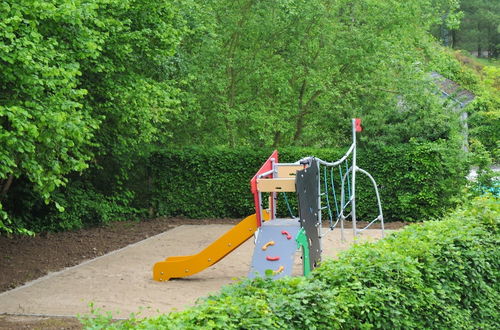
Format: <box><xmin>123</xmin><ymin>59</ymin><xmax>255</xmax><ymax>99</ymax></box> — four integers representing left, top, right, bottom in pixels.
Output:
<box><xmin>281</xmin><ymin>230</ymin><xmax>292</xmax><ymax>240</ymax></box>
<box><xmin>266</xmin><ymin>256</ymin><xmax>280</xmax><ymax>261</ymax></box>
<box><xmin>262</xmin><ymin>241</ymin><xmax>275</xmax><ymax>250</ymax></box>
<box><xmin>273</xmin><ymin>266</ymin><xmax>285</xmax><ymax>275</ymax></box>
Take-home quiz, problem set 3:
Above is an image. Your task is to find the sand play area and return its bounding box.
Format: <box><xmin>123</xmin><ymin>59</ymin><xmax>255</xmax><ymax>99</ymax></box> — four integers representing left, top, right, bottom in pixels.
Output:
<box><xmin>0</xmin><ymin>224</ymin><xmax>386</xmax><ymax>319</ymax></box>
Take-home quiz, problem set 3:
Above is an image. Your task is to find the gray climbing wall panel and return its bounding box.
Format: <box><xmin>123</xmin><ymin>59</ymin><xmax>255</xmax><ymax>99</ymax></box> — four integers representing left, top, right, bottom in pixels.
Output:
<box><xmin>248</xmin><ymin>219</ymin><xmax>301</xmax><ymax>280</ymax></box>
<box><xmin>296</xmin><ymin>158</ymin><xmax>322</xmax><ymax>271</ymax></box>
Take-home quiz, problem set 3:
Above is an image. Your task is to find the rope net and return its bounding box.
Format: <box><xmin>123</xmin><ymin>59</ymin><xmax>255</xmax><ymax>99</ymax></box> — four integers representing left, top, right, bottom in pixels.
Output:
<box><xmin>277</xmin><ymin>155</ymin><xmax>354</xmax><ymax>228</ymax></box>
<box><xmin>277</xmin><ymin>151</ymin><xmax>384</xmax><ymax>238</ymax></box>
<box><xmin>270</xmin><ymin>119</ymin><xmax>383</xmax><ymax>239</ymax></box>
<box><xmin>318</xmin><ymin>156</ymin><xmax>354</xmax><ymax>235</ymax></box>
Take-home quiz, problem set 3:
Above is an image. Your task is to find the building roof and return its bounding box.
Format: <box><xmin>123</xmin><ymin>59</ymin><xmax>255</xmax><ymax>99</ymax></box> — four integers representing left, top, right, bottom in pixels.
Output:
<box><xmin>430</xmin><ymin>72</ymin><xmax>476</xmax><ymax>109</ymax></box>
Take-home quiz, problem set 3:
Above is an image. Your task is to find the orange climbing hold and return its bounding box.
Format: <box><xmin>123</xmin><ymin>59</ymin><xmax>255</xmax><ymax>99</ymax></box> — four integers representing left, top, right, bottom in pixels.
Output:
<box><xmin>262</xmin><ymin>241</ymin><xmax>275</xmax><ymax>251</ymax></box>
<box><xmin>274</xmin><ymin>266</ymin><xmax>285</xmax><ymax>275</ymax></box>
<box><xmin>266</xmin><ymin>256</ymin><xmax>280</xmax><ymax>261</ymax></box>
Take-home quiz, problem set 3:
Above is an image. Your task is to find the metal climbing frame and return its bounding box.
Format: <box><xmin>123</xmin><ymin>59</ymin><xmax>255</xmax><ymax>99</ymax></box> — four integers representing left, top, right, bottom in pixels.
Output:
<box><xmin>249</xmin><ymin>118</ymin><xmax>385</xmax><ymax>278</ymax></box>
<box><xmin>299</xmin><ymin>118</ymin><xmax>385</xmax><ymax>241</ymax></box>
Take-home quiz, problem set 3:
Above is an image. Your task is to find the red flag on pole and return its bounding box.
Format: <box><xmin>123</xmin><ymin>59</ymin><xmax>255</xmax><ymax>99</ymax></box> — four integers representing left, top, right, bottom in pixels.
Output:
<box><xmin>355</xmin><ymin>118</ymin><xmax>362</xmax><ymax>132</ymax></box>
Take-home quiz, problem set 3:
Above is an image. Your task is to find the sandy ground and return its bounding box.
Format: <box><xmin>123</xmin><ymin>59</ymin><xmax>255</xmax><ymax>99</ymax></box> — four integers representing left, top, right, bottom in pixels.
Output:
<box><xmin>0</xmin><ymin>224</ymin><xmax>387</xmax><ymax>319</ymax></box>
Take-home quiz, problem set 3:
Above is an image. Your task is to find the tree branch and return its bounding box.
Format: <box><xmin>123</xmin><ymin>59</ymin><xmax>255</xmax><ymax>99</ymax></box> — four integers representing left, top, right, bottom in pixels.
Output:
<box><xmin>304</xmin><ymin>89</ymin><xmax>322</xmax><ymax>111</ymax></box>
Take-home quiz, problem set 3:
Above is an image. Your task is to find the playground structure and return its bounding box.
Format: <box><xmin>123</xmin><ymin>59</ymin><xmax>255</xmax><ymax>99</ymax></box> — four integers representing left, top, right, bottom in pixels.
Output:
<box><xmin>153</xmin><ymin>119</ymin><xmax>384</xmax><ymax>281</ymax></box>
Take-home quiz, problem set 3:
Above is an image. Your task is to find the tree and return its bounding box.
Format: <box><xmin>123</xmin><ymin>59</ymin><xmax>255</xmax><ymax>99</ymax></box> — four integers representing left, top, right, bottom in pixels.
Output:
<box><xmin>73</xmin><ymin>0</ymin><xmax>189</xmax><ymax>197</ymax></box>
<box><xmin>167</xmin><ymin>0</ymin><xmax>465</xmax><ymax>148</ymax></box>
<box><xmin>0</xmin><ymin>0</ymin><xmax>189</xmax><ymax>232</ymax></box>
<box><xmin>0</xmin><ymin>0</ymin><xmax>100</xmax><ymax>232</ymax></box>
<box><xmin>454</xmin><ymin>0</ymin><xmax>500</xmax><ymax>58</ymax></box>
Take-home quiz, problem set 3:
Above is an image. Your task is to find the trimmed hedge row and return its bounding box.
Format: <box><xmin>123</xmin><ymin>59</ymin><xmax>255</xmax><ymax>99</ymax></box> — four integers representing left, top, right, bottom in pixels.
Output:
<box><xmin>81</xmin><ymin>196</ymin><xmax>499</xmax><ymax>329</ymax></box>
<box><xmin>15</xmin><ymin>140</ymin><xmax>467</xmax><ymax>232</ymax></box>
<box><xmin>148</xmin><ymin>140</ymin><xmax>467</xmax><ymax>222</ymax></box>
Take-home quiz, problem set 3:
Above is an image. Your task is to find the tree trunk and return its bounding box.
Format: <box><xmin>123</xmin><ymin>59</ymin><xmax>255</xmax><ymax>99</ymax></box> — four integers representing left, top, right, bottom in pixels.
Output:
<box><xmin>272</xmin><ymin>131</ymin><xmax>281</xmax><ymax>148</ymax></box>
<box><xmin>293</xmin><ymin>114</ymin><xmax>305</xmax><ymax>143</ymax></box>
<box><xmin>293</xmin><ymin>80</ymin><xmax>307</xmax><ymax>143</ymax></box>
<box><xmin>1</xmin><ymin>174</ymin><xmax>14</xmax><ymax>198</ymax></box>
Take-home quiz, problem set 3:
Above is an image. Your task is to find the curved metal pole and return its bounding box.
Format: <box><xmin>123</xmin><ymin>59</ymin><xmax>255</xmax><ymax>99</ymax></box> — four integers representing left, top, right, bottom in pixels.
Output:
<box><xmin>300</xmin><ymin>144</ymin><xmax>355</xmax><ymax>167</ymax></box>
<box><xmin>356</xmin><ymin>167</ymin><xmax>385</xmax><ymax>237</ymax></box>
<box><xmin>296</xmin><ymin>119</ymin><xmax>385</xmax><ymax>244</ymax></box>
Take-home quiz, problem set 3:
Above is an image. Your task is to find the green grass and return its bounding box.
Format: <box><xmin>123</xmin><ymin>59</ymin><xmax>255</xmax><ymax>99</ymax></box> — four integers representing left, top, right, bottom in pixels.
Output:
<box><xmin>454</xmin><ymin>49</ymin><xmax>499</xmax><ymax>70</ymax></box>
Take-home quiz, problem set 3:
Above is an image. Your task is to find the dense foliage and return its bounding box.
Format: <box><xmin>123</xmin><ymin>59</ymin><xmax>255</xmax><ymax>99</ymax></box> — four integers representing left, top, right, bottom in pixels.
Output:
<box><xmin>0</xmin><ymin>0</ymin><xmax>99</xmax><ymax>232</ymax></box>
<box><xmin>431</xmin><ymin>0</ymin><xmax>500</xmax><ymax>165</ymax></box>
<box><xmin>454</xmin><ymin>0</ymin><xmax>499</xmax><ymax>58</ymax></box>
<box><xmin>0</xmin><ymin>0</ymin><xmax>189</xmax><ymax>232</ymax></box>
<box><xmin>1</xmin><ymin>0</ymin><xmax>494</xmax><ymax>234</ymax></box>
<box><xmin>168</xmin><ymin>0</ymin><xmax>464</xmax><ymax>148</ymax></box>
<box><xmin>148</xmin><ymin>143</ymin><xmax>467</xmax><ymax>223</ymax></box>
<box><xmin>467</xmin><ymin>64</ymin><xmax>500</xmax><ymax>163</ymax></box>
<box><xmin>438</xmin><ymin>49</ymin><xmax>499</xmax><ymax>163</ymax></box>
<box><xmin>80</xmin><ymin>196</ymin><xmax>500</xmax><ymax>329</ymax></box>
<box><xmin>426</xmin><ymin>45</ymin><xmax>499</xmax><ymax>185</ymax></box>
<box><xmin>11</xmin><ymin>142</ymin><xmax>467</xmax><ymax>232</ymax></box>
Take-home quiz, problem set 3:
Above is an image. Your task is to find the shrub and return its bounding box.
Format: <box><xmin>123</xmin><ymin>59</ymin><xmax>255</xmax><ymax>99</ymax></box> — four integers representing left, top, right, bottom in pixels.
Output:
<box><xmin>7</xmin><ymin>180</ymin><xmax>140</xmax><ymax>232</ymax></box>
<box><xmin>8</xmin><ymin>139</ymin><xmax>467</xmax><ymax>232</ymax></box>
<box><xmin>149</xmin><ymin>141</ymin><xmax>466</xmax><ymax>222</ymax></box>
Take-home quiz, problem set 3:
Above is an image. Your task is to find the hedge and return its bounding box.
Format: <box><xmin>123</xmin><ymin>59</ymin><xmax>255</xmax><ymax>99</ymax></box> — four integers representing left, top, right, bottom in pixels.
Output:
<box><xmin>148</xmin><ymin>140</ymin><xmax>467</xmax><ymax>222</ymax></box>
<box><xmin>81</xmin><ymin>196</ymin><xmax>499</xmax><ymax>329</ymax></box>
<box><xmin>9</xmin><ymin>140</ymin><xmax>467</xmax><ymax>232</ymax></box>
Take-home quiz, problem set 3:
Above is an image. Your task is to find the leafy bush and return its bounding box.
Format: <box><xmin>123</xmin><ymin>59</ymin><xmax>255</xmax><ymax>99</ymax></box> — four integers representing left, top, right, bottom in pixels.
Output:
<box><xmin>148</xmin><ymin>146</ymin><xmax>346</xmax><ymax>219</ymax></box>
<box><xmin>468</xmin><ymin>98</ymin><xmax>500</xmax><ymax>163</ymax></box>
<box><xmin>80</xmin><ymin>196</ymin><xmax>500</xmax><ymax>329</ymax></box>
<box><xmin>0</xmin><ymin>0</ymin><xmax>192</xmax><ymax>234</ymax></box>
<box><xmin>47</xmin><ymin>183</ymin><xmax>141</xmax><ymax>231</ymax></box>
<box><xmin>6</xmin><ymin>139</ymin><xmax>466</xmax><ymax>232</ymax></box>
<box><xmin>0</xmin><ymin>0</ymin><xmax>100</xmax><ymax>233</ymax></box>
<box><xmin>467</xmin><ymin>139</ymin><xmax>500</xmax><ymax>197</ymax></box>
<box><xmin>149</xmin><ymin>141</ymin><xmax>466</xmax><ymax>222</ymax></box>
<box><xmin>7</xmin><ymin>181</ymin><xmax>140</xmax><ymax>233</ymax></box>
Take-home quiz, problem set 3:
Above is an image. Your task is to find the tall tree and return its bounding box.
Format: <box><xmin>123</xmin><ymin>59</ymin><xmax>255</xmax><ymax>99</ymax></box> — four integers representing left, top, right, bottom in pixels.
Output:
<box><xmin>454</xmin><ymin>0</ymin><xmax>500</xmax><ymax>58</ymax></box>
<box><xmin>0</xmin><ymin>0</ymin><xmax>189</xmax><ymax>232</ymax></box>
<box><xmin>75</xmin><ymin>0</ymin><xmax>189</xmax><ymax>195</ymax></box>
<box><xmin>168</xmin><ymin>0</ymin><xmax>464</xmax><ymax>148</ymax></box>
<box><xmin>0</xmin><ymin>0</ymin><xmax>99</xmax><ymax>232</ymax></box>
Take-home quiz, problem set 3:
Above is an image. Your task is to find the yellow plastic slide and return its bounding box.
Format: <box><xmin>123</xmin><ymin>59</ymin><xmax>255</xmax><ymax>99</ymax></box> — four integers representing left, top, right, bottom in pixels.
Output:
<box><xmin>153</xmin><ymin>213</ymin><xmax>266</xmax><ymax>281</ymax></box>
